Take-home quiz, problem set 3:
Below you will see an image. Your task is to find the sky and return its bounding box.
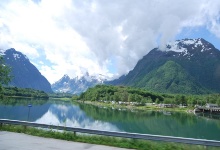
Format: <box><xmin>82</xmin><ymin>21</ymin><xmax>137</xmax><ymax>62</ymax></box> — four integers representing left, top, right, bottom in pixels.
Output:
<box><xmin>0</xmin><ymin>0</ymin><xmax>220</xmax><ymax>84</ymax></box>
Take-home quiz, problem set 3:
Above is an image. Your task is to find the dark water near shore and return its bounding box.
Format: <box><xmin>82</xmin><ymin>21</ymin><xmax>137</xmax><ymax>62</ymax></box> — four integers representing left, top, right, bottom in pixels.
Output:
<box><xmin>0</xmin><ymin>98</ymin><xmax>220</xmax><ymax>140</ymax></box>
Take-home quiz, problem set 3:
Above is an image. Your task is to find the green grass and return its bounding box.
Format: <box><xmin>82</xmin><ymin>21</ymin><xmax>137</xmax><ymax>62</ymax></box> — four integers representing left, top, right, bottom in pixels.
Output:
<box><xmin>0</xmin><ymin>124</ymin><xmax>218</xmax><ymax>150</ymax></box>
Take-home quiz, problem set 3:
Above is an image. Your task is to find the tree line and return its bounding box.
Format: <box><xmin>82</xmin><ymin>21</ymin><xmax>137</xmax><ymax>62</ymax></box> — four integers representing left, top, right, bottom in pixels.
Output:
<box><xmin>73</xmin><ymin>84</ymin><xmax>220</xmax><ymax>106</ymax></box>
<box><xmin>2</xmin><ymin>87</ymin><xmax>49</xmax><ymax>99</ymax></box>
<box><xmin>163</xmin><ymin>94</ymin><xmax>220</xmax><ymax>106</ymax></box>
<box><xmin>73</xmin><ymin>85</ymin><xmax>164</xmax><ymax>105</ymax></box>
<box><xmin>49</xmin><ymin>92</ymin><xmax>73</xmax><ymax>98</ymax></box>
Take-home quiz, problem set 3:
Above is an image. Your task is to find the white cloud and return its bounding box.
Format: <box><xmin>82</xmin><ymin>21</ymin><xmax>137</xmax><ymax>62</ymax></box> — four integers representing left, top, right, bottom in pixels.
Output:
<box><xmin>0</xmin><ymin>0</ymin><xmax>220</xmax><ymax>83</ymax></box>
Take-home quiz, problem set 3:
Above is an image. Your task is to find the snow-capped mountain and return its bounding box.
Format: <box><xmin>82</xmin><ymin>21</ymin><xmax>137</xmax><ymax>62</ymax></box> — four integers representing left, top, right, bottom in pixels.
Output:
<box><xmin>164</xmin><ymin>38</ymin><xmax>216</xmax><ymax>59</ymax></box>
<box><xmin>52</xmin><ymin>72</ymin><xmax>107</xmax><ymax>94</ymax></box>
<box><xmin>166</xmin><ymin>38</ymin><xmax>213</xmax><ymax>52</ymax></box>
<box><xmin>0</xmin><ymin>48</ymin><xmax>53</xmax><ymax>93</ymax></box>
<box><xmin>109</xmin><ymin>38</ymin><xmax>220</xmax><ymax>94</ymax></box>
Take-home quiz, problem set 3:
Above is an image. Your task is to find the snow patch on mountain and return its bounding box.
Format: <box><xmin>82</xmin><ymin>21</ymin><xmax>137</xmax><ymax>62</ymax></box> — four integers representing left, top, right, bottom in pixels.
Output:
<box><xmin>182</xmin><ymin>39</ymin><xmax>196</xmax><ymax>45</ymax></box>
<box><xmin>13</xmin><ymin>53</ymin><xmax>21</xmax><ymax>60</ymax></box>
<box><xmin>166</xmin><ymin>42</ymin><xmax>187</xmax><ymax>52</ymax></box>
<box><xmin>195</xmin><ymin>40</ymin><xmax>202</xmax><ymax>47</ymax></box>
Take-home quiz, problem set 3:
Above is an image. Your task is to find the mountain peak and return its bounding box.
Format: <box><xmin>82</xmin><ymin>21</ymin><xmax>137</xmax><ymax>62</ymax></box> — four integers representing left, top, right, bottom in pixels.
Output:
<box><xmin>164</xmin><ymin>38</ymin><xmax>214</xmax><ymax>53</ymax></box>
<box><xmin>109</xmin><ymin>38</ymin><xmax>220</xmax><ymax>94</ymax></box>
<box><xmin>2</xmin><ymin>48</ymin><xmax>52</xmax><ymax>93</ymax></box>
<box><xmin>2</xmin><ymin>48</ymin><xmax>30</xmax><ymax>61</ymax></box>
<box><xmin>55</xmin><ymin>74</ymin><xmax>70</xmax><ymax>84</ymax></box>
<box><xmin>63</xmin><ymin>74</ymin><xmax>70</xmax><ymax>79</ymax></box>
<box><xmin>52</xmin><ymin>73</ymin><xmax>108</xmax><ymax>94</ymax></box>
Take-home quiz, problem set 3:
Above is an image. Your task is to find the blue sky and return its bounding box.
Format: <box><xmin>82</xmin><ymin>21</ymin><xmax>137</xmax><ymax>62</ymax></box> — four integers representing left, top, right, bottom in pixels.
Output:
<box><xmin>0</xmin><ymin>0</ymin><xmax>220</xmax><ymax>83</ymax></box>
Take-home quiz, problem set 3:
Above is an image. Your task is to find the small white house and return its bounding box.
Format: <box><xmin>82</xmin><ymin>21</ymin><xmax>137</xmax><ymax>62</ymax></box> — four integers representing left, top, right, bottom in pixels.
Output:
<box><xmin>205</xmin><ymin>103</ymin><xmax>219</xmax><ymax>108</ymax></box>
<box><xmin>159</xmin><ymin>104</ymin><xmax>174</xmax><ymax>108</ymax></box>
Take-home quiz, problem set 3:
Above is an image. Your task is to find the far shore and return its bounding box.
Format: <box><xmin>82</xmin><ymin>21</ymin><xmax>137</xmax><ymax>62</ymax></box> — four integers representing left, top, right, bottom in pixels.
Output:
<box><xmin>75</xmin><ymin>100</ymin><xmax>193</xmax><ymax>113</ymax></box>
<box><xmin>3</xmin><ymin>96</ymin><xmax>48</xmax><ymax>99</ymax></box>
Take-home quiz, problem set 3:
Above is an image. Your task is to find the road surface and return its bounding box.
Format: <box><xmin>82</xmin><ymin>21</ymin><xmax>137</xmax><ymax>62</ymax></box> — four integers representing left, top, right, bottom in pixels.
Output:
<box><xmin>0</xmin><ymin>131</ymin><xmax>131</xmax><ymax>150</ymax></box>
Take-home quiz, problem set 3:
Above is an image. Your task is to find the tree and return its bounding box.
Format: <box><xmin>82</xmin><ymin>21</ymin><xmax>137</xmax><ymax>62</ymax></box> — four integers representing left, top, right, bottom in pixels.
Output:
<box><xmin>0</xmin><ymin>56</ymin><xmax>11</xmax><ymax>96</ymax></box>
<box><xmin>0</xmin><ymin>56</ymin><xmax>11</xmax><ymax>84</ymax></box>
<box><xmin>155</xmin><ymin>98</ymin><xmax>160</xmax><ymax>104</ymax></box>
<box><xmin>217</xmin><ymin>97</ymin><xmax>220</xmax><ymax>106</ymax></box>
<box><xmin>140</xmin><ymin>98</ymin><xmax>147</xmax><ymax>106</ymax></box>
<box><xmin>180</xmin><ymin>95</ymin><xmax>187</xmax><ymax>106</ymax></box>
<box><xmin>128</xmin><ymin>94</ymin><xmax>135</xmax><ymax>102</ymax></box>
<box><xmin>164</xmin><ymin>99</ymin><xmax>172</xmax><ymax>104</ymax></box>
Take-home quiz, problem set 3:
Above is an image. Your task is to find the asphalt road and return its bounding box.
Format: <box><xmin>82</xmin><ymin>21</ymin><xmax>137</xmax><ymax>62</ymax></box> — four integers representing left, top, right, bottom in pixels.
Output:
<box><xmin>0</xmin><ymin>131</ymin><xmax>131</xmax><ymax>150</ymax></box>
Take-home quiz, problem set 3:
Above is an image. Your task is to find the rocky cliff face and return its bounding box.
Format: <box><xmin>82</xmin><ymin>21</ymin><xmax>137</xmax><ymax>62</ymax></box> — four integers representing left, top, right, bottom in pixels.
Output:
<box><xmin>1</xmin><ymin>48</ymin><xmax>53</xmax><ymax>93</ymax></box>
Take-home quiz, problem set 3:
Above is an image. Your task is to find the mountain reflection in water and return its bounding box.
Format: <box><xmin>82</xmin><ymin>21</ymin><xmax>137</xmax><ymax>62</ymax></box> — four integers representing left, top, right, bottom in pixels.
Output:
<box><xmin>35</xmin><ymin>103</ymin><xmax>121</xmax><ymax>132</ymax></box>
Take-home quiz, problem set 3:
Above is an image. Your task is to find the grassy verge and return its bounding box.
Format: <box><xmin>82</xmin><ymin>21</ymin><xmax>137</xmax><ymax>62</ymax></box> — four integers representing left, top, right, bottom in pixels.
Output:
<box><xmin>78</xmin><ymin>101</ymin><xmax>191</xmax><ymax>113</ymax></box>
<box><xmin>0</xmin><ymin>124</ymin><xmax>217</xmax><ymax>150</ymax></box>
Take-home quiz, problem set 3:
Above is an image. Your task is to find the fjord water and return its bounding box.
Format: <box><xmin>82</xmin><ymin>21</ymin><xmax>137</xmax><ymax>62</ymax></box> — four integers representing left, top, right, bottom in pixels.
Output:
<box><xmin>0</xmin><ymin>98</ymin><xmax>220</xmax><ymax>140</ymax></box>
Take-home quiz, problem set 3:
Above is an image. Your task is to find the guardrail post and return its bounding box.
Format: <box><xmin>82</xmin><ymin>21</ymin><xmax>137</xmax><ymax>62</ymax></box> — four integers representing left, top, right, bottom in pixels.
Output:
<box><xmin>23</xmin><ymin>124</ymin><xmax>27</xmax><ymax>130</ymax></box>
<box><xmin>74</xmin><ymin>131</ymin><xmax>76</xmax><ymax>136</ymax></box>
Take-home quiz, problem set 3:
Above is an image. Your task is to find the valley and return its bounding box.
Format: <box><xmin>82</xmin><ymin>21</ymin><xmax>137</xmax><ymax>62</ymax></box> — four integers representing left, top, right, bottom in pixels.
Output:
<box><xmin>1</xmin><ymin>38</ymin><xmax>220</xmax><ymax>95</ymax></box>
<box><xmin>1</xmin><ymin>1</ymin><xmax>220</xmax><ymax>149</ymax></box>
<box><xmin>1</xmin><ymin>38</ymin><xmax>220</xmax><ymax>149</ymax></box>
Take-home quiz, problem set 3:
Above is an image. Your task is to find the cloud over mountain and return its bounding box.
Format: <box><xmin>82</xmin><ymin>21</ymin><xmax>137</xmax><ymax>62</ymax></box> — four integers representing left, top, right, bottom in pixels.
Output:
<box><xmin>0</xmin><ymin>0</ymin><xmax>220</xmax><ymax>83</ymax></box>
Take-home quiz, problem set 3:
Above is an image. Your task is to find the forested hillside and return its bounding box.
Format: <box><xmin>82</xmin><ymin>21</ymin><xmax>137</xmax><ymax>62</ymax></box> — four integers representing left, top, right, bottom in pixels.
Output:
<box><xmin>74</xmin><ymin>85</ymin><xmax>220</xmax><ymax>106</ymax></box>
<box><xmin>133</xmin><ymin>61</ymin><xmax>208</xmax><ymax>94</ymax></box>
<box><xmin>75</xmin><ymin>85</ymin><xmax>167</xmax><ymax>104</ymax></box>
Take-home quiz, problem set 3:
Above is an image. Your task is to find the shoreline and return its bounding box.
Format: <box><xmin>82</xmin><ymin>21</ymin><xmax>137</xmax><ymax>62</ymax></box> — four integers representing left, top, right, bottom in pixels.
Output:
<box><xmin>2</xmin><ymin>95</ymin><xmax>49</xmax><ymax>100</ymax></box>
<box><xmin>76</xmin><ymin>100</ymin><xmax>194</xmax><ymax>113</ymax></box>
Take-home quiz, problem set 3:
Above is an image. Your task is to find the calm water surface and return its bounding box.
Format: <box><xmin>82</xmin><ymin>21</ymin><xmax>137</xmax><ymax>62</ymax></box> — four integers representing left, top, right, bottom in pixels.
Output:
<box><xmin>0</xmin><ymin>98</ymin><xmax>220</xmax><ymax>140</ymax></box>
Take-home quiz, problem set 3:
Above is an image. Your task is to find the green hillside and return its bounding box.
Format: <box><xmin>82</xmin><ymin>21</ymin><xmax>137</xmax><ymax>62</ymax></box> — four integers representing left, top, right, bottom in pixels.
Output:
<box><xmin>133</xmin><ymin>61</ymin><xmax>209</xmax><ymax>94</ymax></box>
<box><xmin>75</xmin><ymin>84</ymin><xmax>164</xmax><ymax>104</ymax></box>
<box><xmin>109</xmin><ymin>38</ymin><xmax>220</xmax><ymax>94</ymax></box>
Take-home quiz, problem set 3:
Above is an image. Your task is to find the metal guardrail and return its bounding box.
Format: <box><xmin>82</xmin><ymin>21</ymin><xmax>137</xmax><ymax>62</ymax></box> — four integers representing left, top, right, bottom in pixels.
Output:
<box><xmin>0</xmin><ymin>119</ymin><xmax>220</xmax><ymax>147</ymax></box>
